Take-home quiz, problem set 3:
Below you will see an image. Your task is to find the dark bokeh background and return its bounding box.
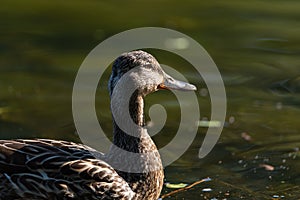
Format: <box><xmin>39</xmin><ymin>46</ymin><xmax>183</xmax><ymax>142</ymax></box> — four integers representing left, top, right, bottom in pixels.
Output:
<box><xmin>1</xmin><ymin>1</ymin><xmax>300</xmax><ymax>199</ymax></box>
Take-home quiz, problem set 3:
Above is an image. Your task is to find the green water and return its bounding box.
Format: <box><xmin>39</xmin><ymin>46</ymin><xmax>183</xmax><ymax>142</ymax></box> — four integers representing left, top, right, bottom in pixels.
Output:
<box><xmin>0</xmin><ymin>1</ymin><xmax>300</xmax><ymax>199</ymax></box>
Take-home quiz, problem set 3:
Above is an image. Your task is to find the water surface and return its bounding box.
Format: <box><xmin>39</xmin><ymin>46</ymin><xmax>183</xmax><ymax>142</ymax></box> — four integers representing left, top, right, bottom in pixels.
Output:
<box><xmin>0</xmin><ymin>1</ymin><xmax>299</xmax><ymax>199</ymax></box>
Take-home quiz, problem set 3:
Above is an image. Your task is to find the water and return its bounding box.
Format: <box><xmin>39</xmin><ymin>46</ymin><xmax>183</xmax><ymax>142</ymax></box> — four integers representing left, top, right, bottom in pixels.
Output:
<box><xmin>0</xmin><ymin>0</ymin><xmax>300</xmax><ymax>199</ymax></box>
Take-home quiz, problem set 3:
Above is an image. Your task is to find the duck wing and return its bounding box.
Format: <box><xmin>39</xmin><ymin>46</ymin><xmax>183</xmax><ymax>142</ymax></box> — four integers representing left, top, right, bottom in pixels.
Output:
<box><xmin>0</xmin><ymin>139</ymin><xmax>134</xmax><ymax>200</ymax></box>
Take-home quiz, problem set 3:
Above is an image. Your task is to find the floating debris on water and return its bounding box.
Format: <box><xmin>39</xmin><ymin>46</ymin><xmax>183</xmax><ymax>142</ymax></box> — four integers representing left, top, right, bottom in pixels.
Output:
<box><xmin>198</xmin><ymin>120</ymin><xmax>221</xmax><ymax>128</ymax></box>
<box><xmin>165</xmin><ymin>183</ymin><xmax>188</xmax><ymax>189</ymax></box>
<box><xmin>241</xmin><ymin>132</ymin><xmax>252</xmax><ymax>141</ymax></box>
<box><xmin>260</xmin><ymin>164</ymin><xmax>275</xmax><ymax>171</ymax></box>
<box><xmin>272</xmin><ymin>194</ymin><xmax>285</xmax><ymax>199</ymax></box>
<box><xmin>228</xmin><ymin>116</ymin><xmax>235</xmax><ymax>124</ymax></box>
<box><xmin>202</xmin><ymin>188</ymin><xmax>212</xmax><ymax>192</ymax></box>
<box><xmin>164</xmin><ymin>37</ymin><xmax>189</xmax><ymax>50</ymax></box>
<box><xmin>276</xmin><ymin>102</ymin><xmax>283</xmax><ymax>110</ymax></box>
<box><xmin>161</xmin><ymin>178</ymin><xmax>211</xmax><ymax>199</ymax></box>
<box><xmin>203</xmin><ymin>177</ymin><xmax>212</xmax><ymax>182</ymax></box>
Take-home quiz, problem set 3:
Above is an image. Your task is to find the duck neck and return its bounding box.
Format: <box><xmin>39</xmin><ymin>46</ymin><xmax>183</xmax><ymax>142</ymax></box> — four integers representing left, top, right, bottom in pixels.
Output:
<box><xmin>109</xmin><ymin>91</ymin><xmax>163</xmax><ymax>200</ymax></box>
<box><xmin>112</xmin><ymin>91</ymin><xmax>150</xmax><ymax>153</ymax></box>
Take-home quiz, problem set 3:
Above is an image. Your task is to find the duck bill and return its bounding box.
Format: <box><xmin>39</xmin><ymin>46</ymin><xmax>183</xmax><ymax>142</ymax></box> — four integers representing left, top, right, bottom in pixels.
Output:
<box><xmin>158</xmin><ymin>74</ymin><xmax>197</xmax><ymax>91</ymax></box>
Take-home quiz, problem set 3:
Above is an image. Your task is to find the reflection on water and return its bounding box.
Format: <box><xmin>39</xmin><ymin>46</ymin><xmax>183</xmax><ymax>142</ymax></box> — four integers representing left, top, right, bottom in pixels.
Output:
<box><xmin>1</xmin><ymin>0</ymin><xmax>300</xmax><ymax>199</ymax></box>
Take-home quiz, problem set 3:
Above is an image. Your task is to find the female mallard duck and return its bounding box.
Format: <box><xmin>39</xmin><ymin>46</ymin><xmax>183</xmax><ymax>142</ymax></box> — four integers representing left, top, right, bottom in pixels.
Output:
<box><xmin>0</xmin><ymin>50</ymin><xmax>196</xmax><ymax>200</ymax></box>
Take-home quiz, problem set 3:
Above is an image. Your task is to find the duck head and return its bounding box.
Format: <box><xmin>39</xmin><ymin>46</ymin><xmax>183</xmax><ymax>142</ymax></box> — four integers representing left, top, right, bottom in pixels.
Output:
<box><xmin>108</xmin><ymin>50</ymin><xmax>196</xmax><ymax>97</ymax></box>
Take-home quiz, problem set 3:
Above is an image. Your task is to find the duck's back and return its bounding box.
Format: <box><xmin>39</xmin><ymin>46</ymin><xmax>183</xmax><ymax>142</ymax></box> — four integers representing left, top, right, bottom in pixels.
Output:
<box><xmin>0</xmin><ymin>139</ymin><xmax>134</xmax><ymax>200</ymax></box>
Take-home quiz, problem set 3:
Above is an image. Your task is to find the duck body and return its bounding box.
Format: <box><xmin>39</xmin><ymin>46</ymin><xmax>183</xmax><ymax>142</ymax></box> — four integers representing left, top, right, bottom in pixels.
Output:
<box><xmin>0</xmin><ymin>139</ymin><xmax>136</xmax><ymax>200</ymax></box>
<box><xmin>0</xmin><ymin>138</ymin><xmax>162</xmax><ymax>200</ymax></box>
<box><xmin>0</xmin><ymin>51</ymin><xmax>196</xmax><ymax>199</ymax></box>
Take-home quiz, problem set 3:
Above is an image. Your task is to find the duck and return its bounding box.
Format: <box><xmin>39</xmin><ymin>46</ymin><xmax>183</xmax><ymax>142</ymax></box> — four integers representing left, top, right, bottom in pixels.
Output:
<box><xmin>0</xmin><ymin>50</ymin><xmax>196</xmax><ymax>200</ymax></box>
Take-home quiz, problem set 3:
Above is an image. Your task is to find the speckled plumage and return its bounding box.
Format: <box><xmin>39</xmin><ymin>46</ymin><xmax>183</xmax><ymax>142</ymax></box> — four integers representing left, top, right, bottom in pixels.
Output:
<box><xmin>0</xmin><ymin>139</ymin><xmax>135</xmax><ymax>200</ymax></box>
<box><xmin>0</xmin><ymin>50</ymin><xmax>196</xmax><ymax>200</ymax></box>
